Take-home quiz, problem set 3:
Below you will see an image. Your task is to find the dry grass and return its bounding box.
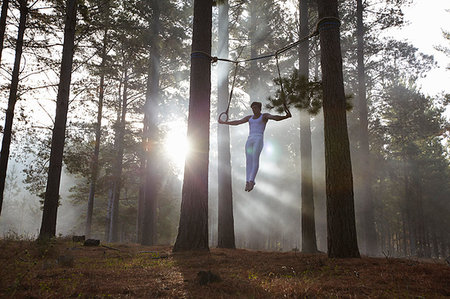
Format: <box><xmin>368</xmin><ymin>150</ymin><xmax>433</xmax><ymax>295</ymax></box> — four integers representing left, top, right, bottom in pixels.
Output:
<box><xmin>0</xmin><ymin>238</ymin><xmax>449</xmax><ymax>298</ymax></box>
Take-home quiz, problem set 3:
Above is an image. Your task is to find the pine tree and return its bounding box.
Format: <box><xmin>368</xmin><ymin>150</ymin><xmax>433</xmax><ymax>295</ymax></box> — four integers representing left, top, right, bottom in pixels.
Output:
<box><xmin>173</xmin><ymin>0</ymin><xmax>212</xmax><ymax>252</ymax></box>
<box><xmin>216</xmin><ymin>0</ymin><xmax>235</xmax><ymax>249</ymax></box>
<box><xmin>298</xmin><ymin>0</ymin><xmax>318</xmax><ymax>254</ymax></box>
<box><xmin>0</xmin><ymin>0</ymin><xmax>9</xmax><ymax>64</ymax></box>
<box><xmin>39</xmin><ymin>0</ymin><xmax>78</xmax><ymax>239</ymax></box>
<box><xmin>0</xmin><ymin>0</ymin><xmax>27</xmax><ymax>217</ymax></box>
<box><xmin>316</xmin><ymin>0</ymin><xmax>360</xmax><ymax>258</ymax></box>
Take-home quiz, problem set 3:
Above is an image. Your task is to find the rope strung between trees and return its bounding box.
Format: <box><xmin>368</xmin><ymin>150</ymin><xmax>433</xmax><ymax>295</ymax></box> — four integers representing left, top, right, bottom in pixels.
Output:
<box><xmin>192</xmin><ymin>17</ymin><xmax>341</xmax><ymax>121</ymax></box>
<box><xmin>191</xmin><ymin>17</ymin><xmax>341</xmax><ymax>64</ymax></box>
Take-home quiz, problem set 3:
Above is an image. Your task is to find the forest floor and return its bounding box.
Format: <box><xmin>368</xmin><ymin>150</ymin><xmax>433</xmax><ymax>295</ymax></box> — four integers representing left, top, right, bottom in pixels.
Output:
<box><xmin>0</xmin><ymin>238</ymin><xmax>449</xmax><ymax>298</ymax></box>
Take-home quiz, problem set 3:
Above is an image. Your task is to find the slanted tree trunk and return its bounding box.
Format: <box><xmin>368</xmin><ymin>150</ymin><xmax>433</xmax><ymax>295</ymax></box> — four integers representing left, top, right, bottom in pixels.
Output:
<box><xmin>217</xmin><ymin>0</ymin><xmax>235</xmax><ymax>249</ymax></box>
<box><xmin>0</xmin><ymin>0</ymin><xmax>9</xmax><ymax>64</ymax></box>
<box><xmin>141</xmin><ymin>0</ymin><xmax>161</xmax><ymax>246</ymax></box>
<box><xmin>108</xmin><ymin>65</ymin><xmax>129</xmax><ymax>243</ymax></box>
<box><xmin>39</xmin><ymin>0</ymin><xmax>77</xmax><ymax>239</ymax></box>
<box><xmin>356</xmin><ymin>0</ymin><xmax>377</xmax><ymax>256</ymax></box>
<box><xmin>173</xmin><ymin>0</ymin><xmax>212</xmax><ymax>252</ymax></box>
<box><xmin>0</xmin><ymin>0</ymin><xmax>26</xmax><ymax>216</ymax></box>
<box><xmin>85</xmin><ymin>25</ymin><xmax>108</xmax><ymax>238</ymax></box>
<box><xmin>299</xmin><ymin>0</ymin><xmax>318</xmax><ymax>254</ymax></box>
<box><xmin>316</xmin><ymin>0</ymin><xmax>360</xmax><ymax>258</ymax></box>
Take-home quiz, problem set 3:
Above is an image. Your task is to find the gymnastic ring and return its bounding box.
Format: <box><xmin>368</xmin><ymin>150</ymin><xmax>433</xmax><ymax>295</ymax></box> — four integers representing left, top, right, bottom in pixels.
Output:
<box><xmin>219</xmin><ymin>112</ymin><xmax>229</xmax><ymax>123</ymax></box>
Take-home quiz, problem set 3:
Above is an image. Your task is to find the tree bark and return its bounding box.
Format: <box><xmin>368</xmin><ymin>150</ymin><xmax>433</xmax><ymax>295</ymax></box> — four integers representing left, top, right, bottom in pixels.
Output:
<box><xmin>173</xmin><ymin>0</ymin><xmax>211</xmax><ymax>252</ymax></box>
<box><xmin>0</xmin><ymin>0</ymin><xmax>10</xmax><ymax>64</ymax></box>
<box><xmin>85</xmin><ymin>25</ymin><xmax>108</xmax><ymax>238</ymax></box>
<box><xmin>105</xmin><ymin>80</ymin><xmax>123</xmax><ymax>240</ymax></box>
<box><xmin>248</xmin><ymin>0</ymin><xmax>258</xmax><ymax>102</ymax></box>
<box><xmin>247</xmin><ymin>0</ymin><xmax>261</xmax><ymax>250</ymax></box>
<box><xmin>316</xmin><ymin>0</ymin><xmax>360</xmax><ymax>258</ymax></box>
<box><xmin>0</xmin><ymin>0</ymin><xmax>26</xmax><ymax>216</ymax></box>
<box><xmin>356</xmin><ymin>0</ymin><xmax>377</xmax><ymax>256</ymax></box>
<box><xmin>141</xmin><ymin>0</ymin><xmax>161</xmax><ymax>246</ymax></box>
<box><xmin>217</xmin><ymin>0</ymin><xmax>235</xmax><ymax>249</ymax></box>
<box><xmin>39</xmin><ymin>0</ymin><xmax>77</xmax><ymax>239</ymax></box>
<box><xmin>108</xmin><ymin>65</ymin><xmax>128</xmax><ymax>243</ymax></box>
<box><xmin>299</xmin><ymin>0</ymin><xmax>318</xmax><ymax>254</ymax></box>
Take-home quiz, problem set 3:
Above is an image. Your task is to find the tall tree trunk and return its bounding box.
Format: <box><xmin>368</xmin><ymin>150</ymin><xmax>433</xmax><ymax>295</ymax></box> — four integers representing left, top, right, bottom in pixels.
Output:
<box><xmin>316</xmin><ymin>0</ymin><xmax>360</xmax><ymax>258</ymax></box>
<box><xmin>0</xmin><ymin>0</ymin><xmax>26</xmax><ymax>216</ymax></box>
<box><xmin>248</xmin><ymin>0</ymin><xmax>258</xmax><ymax>102</ymax></box>
<box><xmin>108</xmin><ymin>65</ymin><xmax>128</xmax><ymax>243</ymax></box>
<box><xmin>105</xmin><ymin>80</ymin><xmax>122</xmax><ymax>240</ymax></box>
<box><xmin>217</xmin><ymin>0</ymin><xmax>235</xmax><ymax>249</ymax></box>
<box><xmin>247</xmin><ymin>0</ymin><xmax>261</xmax><ymax>250</ymax></box>
<box><xmin>85</xmin><ymin>26</ymin><xmax>108</xmax><ymax>238</ymax></box>
<box><xmin>0</xmin><ymin>0</ymin><xmax>9</xmax><ymax>64</ymax></box>
<box><xmin>173</xmin><ymin>0</ymin><xmax>212</xmax><ymax>252</ymax></box>
<box><xmin>299</xmin><ymin>0</ymin><xmax>318</xmax><ymax>254</ymax></box>
<box><xmin>413</xmin><ymin>171</ymin><xmax>425</xmax><ymax>257</ymax></box>
<box><xmin>39</xmin><ymin>0</ymin><xmax>77</xmax><ymax>239</ymax></box>
<box><xmin>141</xmin><ymin>0</ymin><xmax>161</xmax><ymax>246</ymax></box>
<box><xmin>136</xmin><ymin>180</ymin><xmax>144</xmax><ymax>242</ymax></box>
<box><xmin>356</xmin><ymin>0</ymin><xmax>377</xmax><ymax>256</ymax></box>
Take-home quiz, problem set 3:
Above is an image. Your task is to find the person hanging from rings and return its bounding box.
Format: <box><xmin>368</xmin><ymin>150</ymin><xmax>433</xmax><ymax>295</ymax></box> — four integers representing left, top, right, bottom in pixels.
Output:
<box><xmin>218</xmin><ymin>101</ymin><xmax>291</xmax><ymax>192</ymax></box>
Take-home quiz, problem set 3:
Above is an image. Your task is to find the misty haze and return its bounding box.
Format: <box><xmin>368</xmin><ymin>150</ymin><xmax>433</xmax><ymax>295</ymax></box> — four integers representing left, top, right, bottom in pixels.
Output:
<box><xmin>0</xmin><ymin>0</ymin><xmax>449</xmax><ymax>297</ymax></box>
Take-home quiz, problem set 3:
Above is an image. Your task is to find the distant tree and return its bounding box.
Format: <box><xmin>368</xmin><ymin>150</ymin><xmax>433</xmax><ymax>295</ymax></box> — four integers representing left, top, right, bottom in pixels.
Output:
<box><xmin>107</xmin><ymin>58</ymin><xmax>130</xmax><ymax>243</ymax></box>
<box><xmin>298</xmin><ymin>0</ymin><xmax>318</xmax><ymax>254</ymax></box>
<box><xmin>216</xmin><ymin>0</ymin><xmax>235</xmax><ymax>249</ymax></box>
<box><xmin>316</xmin><ymin>0</ymin><xmax>360</xmax><ymax>258</ymax></box>
<box><xmin>0</xmin><ymin>0</ymin><xmax>27</xmax><ymax>217</ymax></box>
<box><xmin>435</xmin><ymin>28</ymin><xmax>450</xmax><ymax>70</ymax></box>
<box><xmin>85</xmin><ymin>0</ymin><xmax>110</xmax><ymax>239</ymax></box>
<box><xmin>39</xmin><ymin>0</ymin><xmax>77</xmax><ymax>240</ymax></box>
<box><xmin>381</xmin><ymin>84</ymin><xmax>448</xmax><ymax>257</ymax></box>
<box><xmin>350</xmin><ymin>0</ymin><xmax>414</xmax><ymax>256</ymax></box>
<box><xmin>216</xmin><ymin>0</ymin><xmax>232</xmax><ymax>230</ymax></box>
<box><xmin>0</xmin><ymin>0</ymin><xmax>9</xmax><ymax>64</ymax></box>
<box><xmin>141</xmin><ymin>0</ymin><xmax>161</xmax><ymax>246</ymax></box>
<box><xmin>173</xmin><ymin>0</ymin><xmax>212</xmax><ymax>252</ymax></box>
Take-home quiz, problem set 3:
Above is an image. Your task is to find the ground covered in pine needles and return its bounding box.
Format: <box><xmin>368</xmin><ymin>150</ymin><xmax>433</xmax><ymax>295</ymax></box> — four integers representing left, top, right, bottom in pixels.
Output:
<box><xmin>0</xmin><ymin>238</ymin><xmax>449</xmax><ymax>298</ymax></box>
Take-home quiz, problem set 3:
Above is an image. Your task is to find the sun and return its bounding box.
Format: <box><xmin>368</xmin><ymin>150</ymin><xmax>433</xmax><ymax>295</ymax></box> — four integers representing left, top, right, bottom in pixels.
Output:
<box><xmin>163</xmin><ymin>124</ymin><xmax>190</xmax><ymax>178</ymax></box>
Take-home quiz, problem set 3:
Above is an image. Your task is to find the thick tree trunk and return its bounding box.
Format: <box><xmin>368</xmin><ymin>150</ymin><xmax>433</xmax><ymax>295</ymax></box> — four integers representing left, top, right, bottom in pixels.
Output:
<box><xmin>217</xmin><ymin>0</ymin><xmax>235</xmax><ymax>249</ymax></box>
<box><xmin>0</xmin><ymin>0</ymin><xmax>9</xmax><ymax>64</ymax></box>
<box><xmin>0</xmin><ymin>0</ymin><xmax>26</xmax><ymax>216</ymax></box>
<box><xmin>108</xmin><ymin>67</ymin><xmax>128</xmax><ymax>243</ymax></box>
<box><xmin>39</xmin><ymin>0</ymin><xmax>77</xmax><ymax>239</ymax></box>
<box><xmin>316</xmin><ymin>0</ymin><xmax>360</xmax><ymax>258</ymax></box>
<box><xmin>299</xmin><ymin>0</ymin><xmax>318</xmax><ymax>254</ymax></box>
<box><xmin>85</xmin><ymin>26</ymin><xmax>108</xmax><ymax>238</ymax></box>
<box><xmin>356</xmin><ymin>0</ymin><xmax>377</xmax><ymax>256</ymax></box>
<box><xmin>173</xmin><ymin>0</ymin><xmax>211</xmax><ymax>252</ymax></box>
<box><xmin>141</xmin><ymin>0</ymin><xmax>161</xmax><ymax>246</ymax></box>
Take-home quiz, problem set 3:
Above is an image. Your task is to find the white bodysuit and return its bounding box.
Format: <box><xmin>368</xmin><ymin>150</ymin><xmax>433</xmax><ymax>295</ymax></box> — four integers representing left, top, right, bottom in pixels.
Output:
<box><xmin>246</xmin><ymin>114</ymin><xmax>266</xmax><ymax>182</ymax></box>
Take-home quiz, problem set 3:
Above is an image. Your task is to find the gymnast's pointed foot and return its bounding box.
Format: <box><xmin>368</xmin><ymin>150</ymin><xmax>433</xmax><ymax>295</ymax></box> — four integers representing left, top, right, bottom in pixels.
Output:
<box><xmin>248</xmin><ymin>181</ymin><xmax>255</xmax><ymax>192</ymax></box>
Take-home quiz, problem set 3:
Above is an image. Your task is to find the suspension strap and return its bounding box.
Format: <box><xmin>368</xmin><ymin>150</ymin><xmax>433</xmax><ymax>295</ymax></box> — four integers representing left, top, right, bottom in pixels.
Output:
<box><xmin>219</xmin><ymin>61</ymin><xmax>239</xmax><ymax>122</ymax></box>
<box><xmin>316</xmin><ymin>16</ymin><xmax>341</xmax><ymax>32</ymax></box>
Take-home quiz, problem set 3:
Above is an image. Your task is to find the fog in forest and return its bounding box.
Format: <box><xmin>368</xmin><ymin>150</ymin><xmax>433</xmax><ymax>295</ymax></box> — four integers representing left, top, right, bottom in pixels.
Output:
<box><xmin>0</xmin><ymin>0</ymin><xmax>448</xmax><ymax>259</ymax></box>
